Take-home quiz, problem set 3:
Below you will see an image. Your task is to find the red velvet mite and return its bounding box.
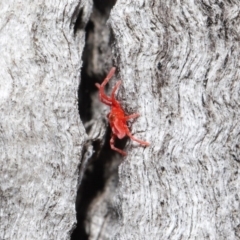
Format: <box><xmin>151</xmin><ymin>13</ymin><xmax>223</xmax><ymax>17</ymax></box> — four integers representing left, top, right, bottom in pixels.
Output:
<box><xmin>95</xmin><ymin>67</ymin><xmax>150</xmax><ymax>156</ymax></box>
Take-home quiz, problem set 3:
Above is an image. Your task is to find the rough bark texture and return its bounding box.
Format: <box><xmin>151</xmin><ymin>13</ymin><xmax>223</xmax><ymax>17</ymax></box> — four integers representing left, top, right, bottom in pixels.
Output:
<box><xmin>0</xmin><ymin>1</ymin><xmax>92</xmax><ymax>239</ymax></box>
<box><xmin>84</xmin><ymin>0</ymin><xmax>240</xmax><ymax>239</ymax></box>
<box><xmin>1</xmin><ymin>0</ymin><xmax>240</xmax><ymax>240</ymax></box>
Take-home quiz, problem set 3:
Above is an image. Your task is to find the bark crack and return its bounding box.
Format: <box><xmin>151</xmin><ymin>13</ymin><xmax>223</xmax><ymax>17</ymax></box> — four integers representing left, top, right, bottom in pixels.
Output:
<box><xmin>71</xmin><ymin>1</ymin><xmax>118</xmax><ymax>239</ymax></box>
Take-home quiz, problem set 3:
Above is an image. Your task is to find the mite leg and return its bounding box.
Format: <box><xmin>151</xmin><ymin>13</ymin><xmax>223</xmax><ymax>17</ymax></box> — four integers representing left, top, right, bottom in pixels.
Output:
<box><xmin>126</xmin><ymin>130</ymin><xmax>150</xmax><ymax>146</ymax></box>
<box><xmin>102</xmin><ymin>67</ymin><xmax>116</xmax><ymax>86</ymax></box>
<box><xmin>95</xmin><ymin>67</ymin><xmax>116</xmax><ymax>105</ymax></box>
<box><xmin>125</xmin><ymin>113</ymin><xmax>140</xmax><ymax>121</ymax></box>
<box><xmin>110</xmin><ymin>134</ymin><xmax>127</xmax><ymax>156</ymax></box>
<box><xmin>111</xmin><ymin>80</ymin><xmax>123</xmax><ymax>106</ymax></box>
<box><xmin>111</xmin><ymin>80</ymin><xmax>122</xmax><ymax>98</ymax></box>
<box><xmin>95</xmin><ymin>83</ymin><xmax>112</xmax><ymax>105</ymax></box>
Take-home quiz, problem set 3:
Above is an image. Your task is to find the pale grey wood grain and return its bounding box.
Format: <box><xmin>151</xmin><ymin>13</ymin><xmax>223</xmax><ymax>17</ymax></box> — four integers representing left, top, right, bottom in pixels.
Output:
<box><xmin>86</xmin><ymin>0</ymin><xmax>240</xmax><ymax>239</ymax></box>
<box><xmin>0</xmin><ymin>1</ymin><xmax>92</xmax><ymax>239</ymax></box>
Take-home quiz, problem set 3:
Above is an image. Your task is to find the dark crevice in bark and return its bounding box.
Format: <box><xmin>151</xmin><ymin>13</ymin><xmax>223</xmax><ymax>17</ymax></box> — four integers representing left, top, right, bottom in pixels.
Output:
<box><xmin>94</xmin><ymin>0</ymin><xmax>117</xmax><ymax>14</ymax></box>
<box><xmin>71</xmin><ymin>0</ymin><xmax>118</xmax><ymax>239</ymax></box>
<box><xmin>71</xmin><ymin>128</ymin><xmax>122</xmax><ymax>240</ymax></box>
<box><xmin>70</xmin><ymin>4</ymin><xmax>86</xmax><ymax>37</ymax></box>
<box><xmin>78</xmin><ymin>55</ymin><xmax>97</xmax><ymax>125</ymax></box>
<box><xmin>72</xmin><ymin>7</ymin><xmax>84</xmax><ymax>36</ymax></box>
<box><xmin>71</xmin><ymin>143</ymin><xmax>108</xmax><ymax>240</ymax></box>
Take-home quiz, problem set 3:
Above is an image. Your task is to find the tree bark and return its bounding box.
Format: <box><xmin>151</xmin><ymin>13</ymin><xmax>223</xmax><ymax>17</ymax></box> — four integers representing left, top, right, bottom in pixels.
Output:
<box><xmin>85</xmin><ymin>0</ymin><xmax>240</xmax><ymax>239</ymax></box>
<box><xmin>0</xmin><ymin>1</ymin><xmax>92</xmax><ymax>239</ymax></box>
<box><xmin>1</xmin><ymin>0</ymin><xmax>240</xmax><ymax>240</ymax></box>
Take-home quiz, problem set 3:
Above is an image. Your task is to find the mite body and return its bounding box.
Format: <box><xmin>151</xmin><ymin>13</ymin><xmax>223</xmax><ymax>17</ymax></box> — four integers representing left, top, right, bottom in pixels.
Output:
<box><xmin>95</xmin><ymin>67</ymin><xmax>149</xmax><ymax>156</ymax></box>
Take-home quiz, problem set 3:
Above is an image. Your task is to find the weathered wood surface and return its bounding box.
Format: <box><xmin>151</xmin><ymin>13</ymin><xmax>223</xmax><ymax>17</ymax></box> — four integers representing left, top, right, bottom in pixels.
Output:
<box><xmin>0</xmin><ymin>1</ymin><xmax>92</xmax><ymax>239</ymax></box>
<box><xmin>1</xmin><ymin>0</ymin><xmax>240</xmax><ymax>239</ymax></box>
<box><xmin>85</xmin><ymin>0</ymin><xmax>240</xmax><ymax>239</ymax></box>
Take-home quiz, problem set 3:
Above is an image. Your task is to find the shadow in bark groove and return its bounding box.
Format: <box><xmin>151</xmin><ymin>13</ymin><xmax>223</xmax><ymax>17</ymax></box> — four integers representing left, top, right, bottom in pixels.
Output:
<box><xmin>72</xmin><ymin>7</ymin><xmax>84</xmax><ymax>36</ymax></box>
<box><xmin>71</xmin><ymin>139</ymin><xmax>109</xmax><ymax>240</ymax></box>
<box><xmin>71</xmin><ymin>127</ymin><xmax>124</xmax><ymax>240</ymax></box>
<box><xmin>71</xmin><ymin>0</ymin><xmax>119</xmax><ymax>239</ymax></box>
<box><xmin>94</xmin><ymin>0</ymin><xmax>117</xmax><ymax>14</ymax></box>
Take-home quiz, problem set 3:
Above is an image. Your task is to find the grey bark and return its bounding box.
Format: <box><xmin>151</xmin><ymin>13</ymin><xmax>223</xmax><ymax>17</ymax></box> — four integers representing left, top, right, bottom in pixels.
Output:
<box><xmin>1</xmin><ymin>0</ymin><xmax>240</xmax><ymax>240</ymax></box>
<box><xmin>0</xmin><ymin>1</ymin><xmax>92</xmax><ymax>239</ymax></box>
<box><xmin>85</xmin><ymin>1</ymin><xmax>240</xmax><ymax>240</ymax></box>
